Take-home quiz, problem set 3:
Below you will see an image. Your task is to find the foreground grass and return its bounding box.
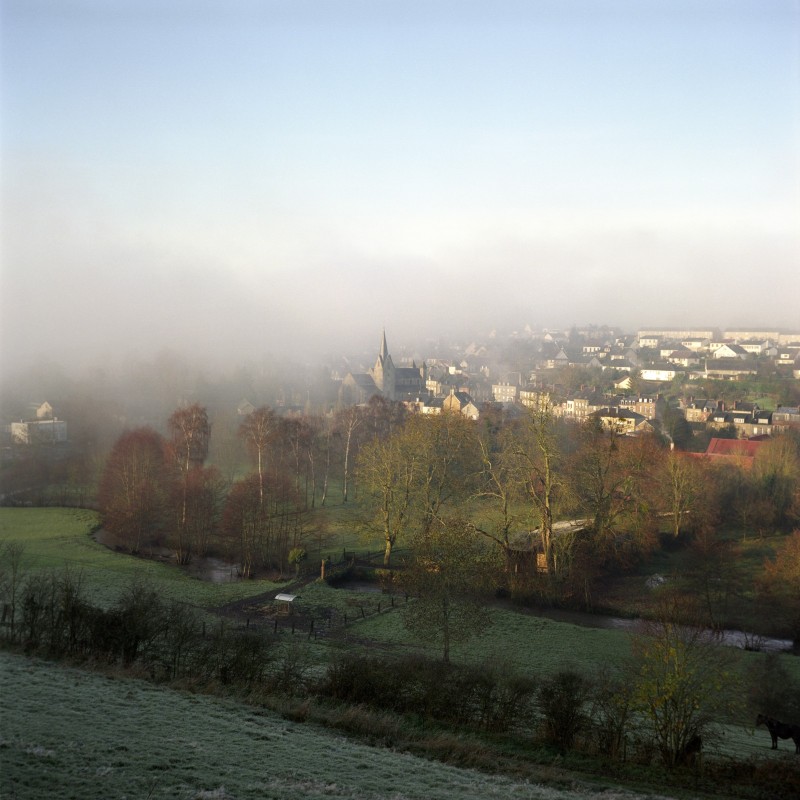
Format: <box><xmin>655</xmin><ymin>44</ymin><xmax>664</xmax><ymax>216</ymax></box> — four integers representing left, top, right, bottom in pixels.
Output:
<box><xmin>1</xmin><ymin>651</ymin><xmax>677</xmax><ymax>800</ymax></box>
<box><xmin>0</xmin><ymin>508</ymin><xmax>285</xmax><ymax>608</ymax></box>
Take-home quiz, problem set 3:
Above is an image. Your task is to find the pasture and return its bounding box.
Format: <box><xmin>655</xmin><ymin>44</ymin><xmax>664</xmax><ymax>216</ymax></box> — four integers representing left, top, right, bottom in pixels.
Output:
<box><xmin>3</xmin><ymin>507</ymin><xmax>800</xmax><ymax>799</ymax></box>
<box><xmin>0</xmin><ymin>508</ymin><xmax>285</xmax><ymax>608</ymax></box>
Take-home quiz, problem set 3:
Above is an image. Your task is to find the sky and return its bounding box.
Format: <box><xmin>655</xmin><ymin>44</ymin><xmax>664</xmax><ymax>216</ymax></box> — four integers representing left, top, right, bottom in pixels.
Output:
<box><xmin>2</xmin><ymin>0</ymin><xmax>799</xmax><ymax>374</ymax></box>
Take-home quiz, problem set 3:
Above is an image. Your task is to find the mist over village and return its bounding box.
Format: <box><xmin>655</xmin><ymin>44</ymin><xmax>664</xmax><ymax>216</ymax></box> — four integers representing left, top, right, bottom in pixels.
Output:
<box><xmin>2</xmin><ymin>2</ymin><xmax>800</xmax><ymax>800</ymax></box>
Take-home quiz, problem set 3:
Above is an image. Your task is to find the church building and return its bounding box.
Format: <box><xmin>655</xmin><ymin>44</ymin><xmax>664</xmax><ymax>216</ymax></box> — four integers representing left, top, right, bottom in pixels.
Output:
<box><xmin>340</xmin><ymin>332</ymin><xmax>427</xmax><ymax>405</ymax></box>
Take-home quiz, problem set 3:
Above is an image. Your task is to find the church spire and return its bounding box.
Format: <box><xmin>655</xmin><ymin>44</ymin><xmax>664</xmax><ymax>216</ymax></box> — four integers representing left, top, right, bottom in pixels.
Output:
<box><xmin>380</xmin><ymin>329</ymin><xmax>389</xmax><ymax>361</ymax></box>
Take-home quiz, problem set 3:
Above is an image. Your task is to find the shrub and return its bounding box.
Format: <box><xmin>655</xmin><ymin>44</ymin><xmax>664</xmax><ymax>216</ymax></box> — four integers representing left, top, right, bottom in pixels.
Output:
<box><xmin>537</xmin><ymin>670</ymin><xmax>591</xmax><ymax>750</ymax></box>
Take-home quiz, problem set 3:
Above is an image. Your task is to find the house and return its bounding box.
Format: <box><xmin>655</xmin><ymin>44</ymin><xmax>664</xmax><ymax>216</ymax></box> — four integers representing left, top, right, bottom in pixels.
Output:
<box><xmin>237</xmin><ymin>399</ymin><xmax>256</xmax><ymax>417</ymax></box>
<box><xmin>774</xmin><ymin>347</ymin><xmax>800</xmax><ymax>366</ymax></box>
<box><xmin>30</xmin><ymin>401</ymin><xmax>54</xmax><ymax>419</ymax></box>
<box><xmin>667</xmin><ymin>350</ymin><xmax>701</xmax><ymax>368</ymax></box>
<box><xmin>712</xmin><ymin>343</ymin><xmax>747</xmax><ymax>359</ymax></box>
<box><xmin>773</xmin><ymin>407</ymin><xmax>800</xmax><ymax>429</ymax></box>
<box><xmin>11</xmin><ymin>418</ymin><xmax>68</xmax><ymax>445</ymax></box>
<box><xmin>681</xmin><ymin>338</ymin><xmax>710</xmax><ymax>352</ymax></box>
<box><xmin>640</xmin><ymin>366</ymin><xmax>678</xmax><ymax>382</ymax></box>
<box><xmin>492</xmin><ymin>382</ymin><xmax>518</xmax><ymax>403</ymax></box>
<box><xmin>614</xmin><ymin>376</ymin><xmax>633</xmax><ymax>391</ymax></box>
<box><xmin>441</xmin><ymin>389</ymin><xmax>480</xmax><ymax>420</ymax></box>
<box><xmin>618</xmin><ymin>396</ymin><xmax>661</xmax><ymax>420</ymax></box>
<box><xmin>519</xmin><ymin>388</ymin><xmax>551</xmax><ymax>410</ymax></box>
<box><xmin>591</xmin><ymin>407</ymin><xmax>653</xmax><ymax>435</ymax></box>
<box><xmin>701</xmin><ymin>360</ymin><xmax>758</xmax><ymax>380</ymax></box>
<box><xmin>739</xmin><ymin>340</ymin><xmax>770</xmax><ymax>356</ymax></box>
<box><xmin>557</xmin><ymin>395</ymin><xmax>598</xmax><ymax>421</ymax></box>
<box><xmin>682</xmin><ymin>398</ymin><xmax>722</xmax><ymax>424</ymax></box>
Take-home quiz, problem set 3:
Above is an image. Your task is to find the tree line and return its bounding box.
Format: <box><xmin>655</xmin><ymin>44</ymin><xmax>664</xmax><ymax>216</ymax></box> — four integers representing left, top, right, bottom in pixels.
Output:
<box><xmin>94</xmin><ymin>397</ymin><xmax>800</xmax><ymax>597</ymax></box>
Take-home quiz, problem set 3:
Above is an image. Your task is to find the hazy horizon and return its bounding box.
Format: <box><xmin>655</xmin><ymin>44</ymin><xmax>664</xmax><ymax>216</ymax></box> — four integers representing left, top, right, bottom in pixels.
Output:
<box><xmin>2</xmin><ymin>0</ymin><xmax>799</xmax><ymax>378</ymax></box>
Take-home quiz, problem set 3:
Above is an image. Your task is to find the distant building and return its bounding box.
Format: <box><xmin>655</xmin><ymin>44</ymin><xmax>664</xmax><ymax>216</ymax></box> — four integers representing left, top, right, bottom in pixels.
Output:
<box><xmin>590</xmin><ymin>407</ymin><xmax>653</xmax><ymax>435</ymax></box>
<box><xmin>340</xmin><ymin>332</ymin><xmax>427</xmax><ymax>405</ymax></box>
<box><xmin>492</xmin><ymin>382</ymin><xmax>518</xmax><ymax>403</ymax></box>
<box><xmin>11</xmin><ymin>418</ymin><xmax>68</xmax><ymax>445</ymax></box>
<box><xmin>691</xmin><ymin>437</ymin><xmax>765</xmax><ymax>469</ymax></box>
<box><xmin>237</xmin><ymin>399</ymin><xmax>256</xmax><ymax>417</ymax></box>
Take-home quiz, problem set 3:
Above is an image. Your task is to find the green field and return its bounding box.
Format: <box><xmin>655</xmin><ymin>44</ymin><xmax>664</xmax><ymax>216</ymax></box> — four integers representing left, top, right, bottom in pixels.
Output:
<box><xmin>0</xmin><ymin>508</ymin><xmax>286</xmax><ymax>608</ymax></box>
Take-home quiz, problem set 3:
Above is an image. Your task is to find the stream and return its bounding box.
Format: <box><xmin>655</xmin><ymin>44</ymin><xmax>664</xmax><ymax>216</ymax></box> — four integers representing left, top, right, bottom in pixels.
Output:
<box><xmin>334</xmin><ymin>580</ymin><xmax>794</xmax><ymax>654</ymax></box>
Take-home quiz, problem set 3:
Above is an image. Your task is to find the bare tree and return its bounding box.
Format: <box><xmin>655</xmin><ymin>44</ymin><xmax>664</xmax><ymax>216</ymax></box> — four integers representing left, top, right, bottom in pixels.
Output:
<box><xmin>168</xmin><ymin>404</ymin><xmax>212</xmax><ymax>563</ymax></box>
<box><xmin>336</xmin><ymin>405</ymin><xmax>365</xmax><ymax>503</ymax></box>
<box><xmin>238</xmin><ymin>406</ymin><xmax>277</xmax><ymax>507</ymax></box>
<box><xmin>357</xmin><ymin>428</ymin><xmax>419</xmax><ymax>567</ymax></box>
<box><xmin>507</xmin><ymin>401</ymin><xmax>566</xmax><ymax>576</ymax></box>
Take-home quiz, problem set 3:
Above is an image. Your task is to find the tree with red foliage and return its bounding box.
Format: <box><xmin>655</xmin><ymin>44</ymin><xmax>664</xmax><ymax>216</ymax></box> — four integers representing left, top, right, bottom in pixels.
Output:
<box><xmin>221</xmin><ymin>474</ymin><xmax>263</xmax><ymax>578</ymax></box>
<box><xmin>168</xmin><ymin>465</ymin><xmax>225</xmax><ymax>563</ymax></box>
<box><xmin>222</xmin><ymin>472</ymin><xmax>305</xmax><ymax>578</ymax></box>
<box><xmin>759</xmin><ymin>530</ymin><xmax>800</xmax><ymax>646</ymax></box>
<box><xmin>97</xmin><ymin>428</ymin><xmax>169</xmax><ymax>554</ymax></box>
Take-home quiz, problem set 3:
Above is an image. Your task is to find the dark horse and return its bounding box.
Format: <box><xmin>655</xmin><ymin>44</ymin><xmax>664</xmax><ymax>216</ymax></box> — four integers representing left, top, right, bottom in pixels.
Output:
<box><xmin>756</xmin><ymin>714</ymin><xmax>800</xmax><ymax>754</ymax></box>
<box><xmin>678</xmin><ymin>734</ymin><xmax>703</xmax><ymax>767</ymax></box>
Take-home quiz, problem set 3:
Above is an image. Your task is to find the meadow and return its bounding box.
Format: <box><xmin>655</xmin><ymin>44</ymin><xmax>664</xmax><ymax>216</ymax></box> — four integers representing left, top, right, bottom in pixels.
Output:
<box><xmin>0</xmin><ymin>508</ymin><xmax>285</xmax><ymax>608</ymax></box>
<box><xmin>2</xmin><ymin>507</ymin><xmax>800</xmax><ymax>800</ymax></box>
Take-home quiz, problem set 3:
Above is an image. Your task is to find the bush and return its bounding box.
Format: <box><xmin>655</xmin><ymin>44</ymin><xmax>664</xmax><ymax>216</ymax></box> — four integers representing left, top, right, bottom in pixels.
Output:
<box><xmin>320</xmin><ymin>654</ymin><xmax>536</xmax><ymax>732</ymax></box>
<box><xmin>537</xmin><ymin>670</ymin><xmax>591</xmax><ymax>750</ymax></box>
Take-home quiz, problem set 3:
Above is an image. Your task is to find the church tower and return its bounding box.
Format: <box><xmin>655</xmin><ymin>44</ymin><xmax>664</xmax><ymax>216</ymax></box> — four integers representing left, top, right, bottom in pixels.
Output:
<box><xmin>370</xmin><ymin>329</ymin><xmax>396</xmax><ymax>400</ymax></box>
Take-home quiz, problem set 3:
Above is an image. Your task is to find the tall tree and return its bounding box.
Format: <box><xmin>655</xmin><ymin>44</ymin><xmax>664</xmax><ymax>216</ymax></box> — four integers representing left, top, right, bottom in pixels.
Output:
<box><xmin>222</xmin><ymin>475</ymin><xmax>263</xmax><ymax>579</ymax></box>
<box><xmin>660</xmin><ymin>451</ymin><xmax>704</xmax><ymax>539</ymax></box>
<box><xmin>569</xmin><ymin>420</ymin><xmax>630</xmax><ymax>546</ymax></box>
<box><xmin>168</xmin><ymin>404</ymin><xmax>210</xmax><ymax>473</ymax></box>
<box><xmin>407</xmin><ymin>413</ymin><xmax>480</xmax><ymax>535</ymax></box>
<box><xmin>168</xmin><ymin>404</ymin><xmax>211</xmax><ymax>564</ymax></box>
<box><xmin>507</xmin><ymin>401</ymin><xmax>566</xmax><ymax>576</ymax></box>
<box><xmin>758</xmin><ymin>529</ymin><xmax>800</xmax><ymax>646</ymax></box>
<box><xmin>97</xmin><ymin>428</ymin><xmax>169</xmax><ymax>553</ymax></box>
<box><xmin>753</xmin><ymin>433</ymin><xmax>800</xmax><ymax>533</ymax></box>
<box><xmin>472</xmin><ymin>423</ymin><xmax>522</xmax><ymax>572</ymax></box>
<box><xmin>238</xmin><ymin>406</ymin><xmax>277</xmax><ymax>507</ymax></box>
<box><xmin>335</xmin><ymin>405</ymin><xmax>365</xmax><ymax>503</ymax></box>
<box><xmin>168</xmin><ymin>465</ymin><xmax>226</xmax><ymax>562</ymax></box>
<box><xmin>401</xmin><ymin>517</ymin><xmax>494</xmax><ymax>664</ymax></box>
<box><xmin>357</xmin><ymin>426</ymin><xmax>419</xmax><ymax>567</ymax></box>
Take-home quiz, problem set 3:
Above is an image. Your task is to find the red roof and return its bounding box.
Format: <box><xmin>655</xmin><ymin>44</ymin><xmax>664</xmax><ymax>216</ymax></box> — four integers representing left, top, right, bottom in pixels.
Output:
<box><xmin>686</xmin><ymin>437</ymin><xmax>765</xmax><ymax>468</ymax></box>
<box><xmin>705</xmin><ymin>438</ymin><xmax>764</xmax><ymax>458</ymax></box>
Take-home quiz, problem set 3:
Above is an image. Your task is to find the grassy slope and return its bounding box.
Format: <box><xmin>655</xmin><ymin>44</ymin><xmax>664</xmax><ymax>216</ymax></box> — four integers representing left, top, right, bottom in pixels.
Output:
<box><xmin>0</xmin><ymin>651</ymin><xmax>674</xmax><ymax>800</ymax></box>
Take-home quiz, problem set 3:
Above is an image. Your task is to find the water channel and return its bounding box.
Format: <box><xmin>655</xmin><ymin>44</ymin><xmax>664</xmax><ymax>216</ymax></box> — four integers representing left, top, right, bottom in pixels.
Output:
<box><xmin>335</xmin><ymin>580</ymin><xmax>795</xmax><ymax>654</ymax></box>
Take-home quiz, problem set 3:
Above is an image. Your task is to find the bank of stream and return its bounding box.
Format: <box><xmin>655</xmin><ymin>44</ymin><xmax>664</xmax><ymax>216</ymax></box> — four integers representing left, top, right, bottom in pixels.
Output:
<box><xmin>333</xmin><ymin>577</ymin><xmax>795</xmax><ymax>655</ymax></box>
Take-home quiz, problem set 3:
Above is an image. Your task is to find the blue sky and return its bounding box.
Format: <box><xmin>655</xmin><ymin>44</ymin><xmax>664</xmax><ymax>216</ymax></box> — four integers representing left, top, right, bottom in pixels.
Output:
<box><xmin>2</xmin><ymin>0</ymin><xmax>799</xmax><ymax>370</ymax></box>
